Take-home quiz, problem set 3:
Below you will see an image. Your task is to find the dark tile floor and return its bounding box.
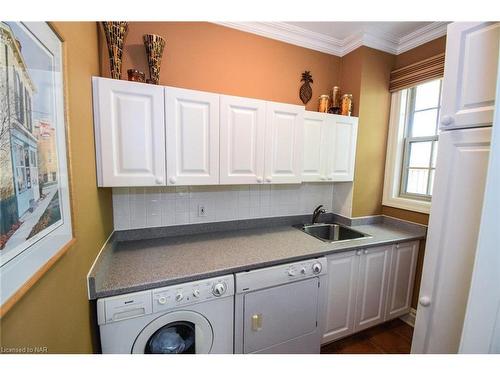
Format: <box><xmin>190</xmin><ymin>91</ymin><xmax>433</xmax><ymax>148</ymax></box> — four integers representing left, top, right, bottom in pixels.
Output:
<box><xmin>321</xmin><ymin>319</ymin><xmax>413</xmax><ymax>354</ymax></box>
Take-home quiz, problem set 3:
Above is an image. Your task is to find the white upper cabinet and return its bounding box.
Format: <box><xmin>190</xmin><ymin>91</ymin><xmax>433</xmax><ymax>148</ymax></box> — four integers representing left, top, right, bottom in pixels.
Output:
<box><xmin>92</xmin><ymin>77</ymin><xmax>166</xmax><ymax>187</ymax></box>
<box><xmin>264</xmin><ymin>102</ymin><xmax>305</xmax><ymax>184</ymax></box>
<box><xmin>165</xmin><ymin>87</ymin><xmax>220</xmax><ymax>185</ymax></box>
<box><xmin>219</xmin><ymin>95</ymin><xmax>266</xmax><ymax>184</ymax></box>
<box><xmin>93</xmin><ymin>78</ymin><xmax>359</xmax><ymax>187</ymax></box>
<box><xmin>330</xmin><ymin>115</ymin><xmax>358</xmax><ymax>181</ymax></box>
<box><xmin>302</xmin><ymin>112</ymin><xmax>358</xmax><ymax>182</ymax></box>
<box><xmin>385</xmin><ymin>241</ymin><xmax>419</xmax><ymax>321</ymax></box>
<box><xmin>302</xmin><ymin>112</ymin><xmax>328</xmax><ymax>181</ymax></box>
<box><xmin>440</xmin><ymin>22</ymin><xmax>500</xmax><ymax>130</ymax></box>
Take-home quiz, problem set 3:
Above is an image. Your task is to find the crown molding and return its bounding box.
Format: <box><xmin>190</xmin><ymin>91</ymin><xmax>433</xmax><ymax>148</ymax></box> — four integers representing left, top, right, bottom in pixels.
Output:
<box><xmin>214</xmin><ymin>22</ymin><xmax>450</xmax><ymax>57</ymax></box>
<box><xmin>397</xmin><ymin>22</ymin><xmax>448</xmax><ymax>54</ymax></box>
<box><xmin>215</xmin><ymin>22</ymin><xmax>344</xmax><ymax>55</ymax></box>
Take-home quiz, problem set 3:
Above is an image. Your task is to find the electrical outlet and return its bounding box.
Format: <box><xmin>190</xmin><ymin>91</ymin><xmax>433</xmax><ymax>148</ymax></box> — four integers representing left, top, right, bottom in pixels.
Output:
<box><xmin>198</xmin><ymin>204</ymin><xmax>207</xmax><ymax>217</ymax></box>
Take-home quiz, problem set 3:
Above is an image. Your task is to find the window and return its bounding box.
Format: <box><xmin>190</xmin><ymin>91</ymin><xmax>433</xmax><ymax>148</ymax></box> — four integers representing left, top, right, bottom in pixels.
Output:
<box><xmin>14</xmin><ymin>71</ymin><xmax>25</xmax><ymax>124</ymax></box>
<box><xmin>383</xmin><ymin>79</ymin><xmax>442</xmax><ymax>214</ymax></box>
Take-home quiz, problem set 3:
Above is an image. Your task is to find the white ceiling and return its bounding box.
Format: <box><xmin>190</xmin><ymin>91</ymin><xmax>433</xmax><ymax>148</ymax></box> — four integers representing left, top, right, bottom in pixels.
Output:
<box><xmin>215</xmin><ymin>22</ymin><xmax>449</xmax><ymax>56</ymax></box>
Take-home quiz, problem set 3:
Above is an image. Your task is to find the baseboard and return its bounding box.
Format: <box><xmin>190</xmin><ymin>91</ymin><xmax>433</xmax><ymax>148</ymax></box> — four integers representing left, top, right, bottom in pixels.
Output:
<box><xmin>399</xmin><ymin>308</ymin><xmax>417</xmax><ymax>327</ymax></box>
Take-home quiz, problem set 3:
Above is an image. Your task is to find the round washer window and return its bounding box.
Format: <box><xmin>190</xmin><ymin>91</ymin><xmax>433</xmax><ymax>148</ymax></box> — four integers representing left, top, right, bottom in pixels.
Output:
<box><xmin>132</xmin><ymin>310</ymin><xmax>213</xmax><ymax>354</ymax></box>
<box><xmin>145</xmin><ymin>321</ymin><xmax>195</xmax><ymax>354</ymax></box>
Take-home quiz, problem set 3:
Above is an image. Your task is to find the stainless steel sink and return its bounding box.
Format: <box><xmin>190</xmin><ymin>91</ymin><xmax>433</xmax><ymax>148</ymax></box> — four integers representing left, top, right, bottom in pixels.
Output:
<box><xmin>295</xmin><ymin>223</ymin><xmax>371</xmax><ymax>243</ymax></box>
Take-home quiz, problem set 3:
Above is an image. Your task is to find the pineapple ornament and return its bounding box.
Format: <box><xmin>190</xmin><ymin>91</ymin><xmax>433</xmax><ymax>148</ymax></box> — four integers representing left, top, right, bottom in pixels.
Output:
<box><xmin>299</xmin><ymin>71</ymin><xmax>313</xmax><ymax>104</ymax></box>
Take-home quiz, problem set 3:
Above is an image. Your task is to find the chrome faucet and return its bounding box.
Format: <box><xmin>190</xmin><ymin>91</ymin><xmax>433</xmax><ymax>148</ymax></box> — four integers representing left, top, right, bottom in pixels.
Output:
<box><xmin>311</xmin><ymin>205</ymin><xmax>326</xmax><ymax>224</ymax></box>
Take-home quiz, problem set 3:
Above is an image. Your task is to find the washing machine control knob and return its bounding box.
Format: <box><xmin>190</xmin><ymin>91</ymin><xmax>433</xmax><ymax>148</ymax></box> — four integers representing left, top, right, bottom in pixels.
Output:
<box><xmin>212</xmin><ymin>282</ymin><xmax>227</xmax><ymax>297</ymax></box>
<box><xmin>192</xmin><ymin>289</ymin><xmax>200</xmax><ymax>298</ymax></box>
<box><xmin>300</xmin><ymin>267</ymin><xmax>307</xmax><ymax>275</ymax></box>
<box><xmin>312</xmin><ymin>262</ymin><xmax>322</xmax><ymax>274</ymax></box>
<box><xmin>288</xmin><ymin>268</ymin><xmax>296</xmax><ymax>276</ymax></box>
<box><xmin>158</xmin><ymin>296</ymin><xmax>167</xmax><ymax>305</ymax></box>
<box><xmin>175</xmin><ymin>292</ymin><xmax>183</xmax><ymax>302</ymax></box>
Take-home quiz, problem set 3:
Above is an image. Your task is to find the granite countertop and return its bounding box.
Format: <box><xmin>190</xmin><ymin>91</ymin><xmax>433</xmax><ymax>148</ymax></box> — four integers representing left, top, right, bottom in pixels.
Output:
<box><xmin>88</xmin><ymin>215</ymin><xmax>426</xmax><ymax>300</ymax></box>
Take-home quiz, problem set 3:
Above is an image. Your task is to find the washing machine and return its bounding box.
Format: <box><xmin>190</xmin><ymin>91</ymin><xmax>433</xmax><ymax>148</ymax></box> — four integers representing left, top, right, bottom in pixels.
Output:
<box><xmin>234</xmin><ymin>257</ymin><xmax>327</xmax><ymax>354</ymax></box>
<box><xmin>97</xmin><ymin>274</ymin><xmax>234</xmax><ymax>354</ymax></box>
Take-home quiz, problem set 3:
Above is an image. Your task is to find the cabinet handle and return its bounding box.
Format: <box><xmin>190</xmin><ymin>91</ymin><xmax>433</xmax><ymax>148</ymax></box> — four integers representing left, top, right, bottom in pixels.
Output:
<box><xmin>251</xmin><ymin>313</ymin><xmax>263</xmax><ymax>331</ymax></box>
<box><xmin>320</xmin><ymin>175</ymin><xmax>326</xmax><ymax>180</ymax></box>
<box><xmin>155</xmin><ymin>178</ymin><xmax>164</xmax><ymax>185</ymax></box>
<box><xmin>363</xmin><ymin>249</ymin><xmax>368</xmax><ymax>255</ymax></box>
<box><xmin>265</xmin><ymin>176</ymin><xmax>272</xmax><ymax>183</ymax></box>
<box><xmin>169</xmin><ymin>176</ymin><xmax>177</xmax><ymax>184</ymax></box>
<box><xmin>356</xmin><ymin>250</ymin><xmax>362</xmax><ymax>256</ymax></box>
<box><xmin>419</xmin><ymin>296</ymin><xmax>431</xmax><ymax>307</ymax></box>
<box><xmin>396</xmin><ymin>244</ymin><xmax>400</xmax><ymax>249</ymax></box>
<box><xmin>441</xmin><ymin>115</ymin><xmax>454</xmax><ymax>126</ymax></box>
<box><xmin>256</xmin><ymin>176</ymin><xmax>263</xmax><ymax>183</ymax></box>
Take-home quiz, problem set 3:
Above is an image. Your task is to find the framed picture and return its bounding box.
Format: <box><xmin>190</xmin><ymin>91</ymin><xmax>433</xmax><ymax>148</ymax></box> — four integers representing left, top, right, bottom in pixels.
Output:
<box><xmin>0</xmin><ymin>22</ymin><xmax>73</xmax><ymax>309</ymax></box>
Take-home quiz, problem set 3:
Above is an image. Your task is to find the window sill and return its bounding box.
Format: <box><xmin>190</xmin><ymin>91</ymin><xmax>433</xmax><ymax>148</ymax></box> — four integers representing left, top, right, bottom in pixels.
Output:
<box><xmin>382</xmin><ymin>195</ymin><xmax>431</xmax><ymax>214</ymax></box>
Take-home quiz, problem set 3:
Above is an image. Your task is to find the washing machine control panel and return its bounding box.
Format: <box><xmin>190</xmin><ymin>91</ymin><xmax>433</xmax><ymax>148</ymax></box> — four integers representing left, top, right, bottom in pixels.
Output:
<box><xmin>152</xmin><ymin>275</ymin><xmax>234</xmax><ymax>313</ymax></box>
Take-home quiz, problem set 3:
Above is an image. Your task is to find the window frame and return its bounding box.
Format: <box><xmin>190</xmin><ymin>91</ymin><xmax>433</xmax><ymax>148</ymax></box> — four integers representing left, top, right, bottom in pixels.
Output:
<box><xmin>382</xmin><ymin>80</ymin><xmax>442</xmax><ymax>214</ymax></box>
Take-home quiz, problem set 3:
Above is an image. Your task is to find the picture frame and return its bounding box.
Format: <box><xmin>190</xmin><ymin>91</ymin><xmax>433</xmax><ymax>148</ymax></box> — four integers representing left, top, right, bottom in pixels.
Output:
<box><xmin>0</xmin><ymin>22</ymin><xmax>74</xmax><ymax>312</ymax></box>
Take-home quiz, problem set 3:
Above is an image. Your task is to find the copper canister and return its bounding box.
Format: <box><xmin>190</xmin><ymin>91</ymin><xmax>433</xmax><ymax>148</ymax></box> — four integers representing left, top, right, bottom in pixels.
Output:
<box><xmin>318</xmin><ymin>95</ymin><xmax>330</xmax><ymax>113</ymax></box>
<box><xmin>341</xmin><ymin>94</ymin><xmax>353</xmax><ymax>116</ymax></box>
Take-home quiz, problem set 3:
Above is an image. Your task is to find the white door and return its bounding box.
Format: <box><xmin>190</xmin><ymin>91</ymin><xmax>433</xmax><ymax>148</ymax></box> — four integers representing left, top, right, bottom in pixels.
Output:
<box><xmin>385</xmin><ymin>241</ymin><xmax>419</xmax><ymax>321</ymax></box>
<box><xmin>412</xmin><ymin>127</ymin><xmax>492</xmax><ymax>353</ymax></box>
<box><xmin>165</xmin><ymin>87</ymin><xmax>219</xmax><ymax>185</ymax></box>
<box><xmin>219</xmin><ymin>95</ymin><xmax>266</xmax><ymax>184</ymax></box>
<box><xmin>92</xmin><ymin>77</ymin><xmax>166</xmax><ymax>187</ymax></box>
<box><xmin>302</xmin><ymin>111</ymin><xmax>328</xmax><ymax>182</ymax></box>
<box><xmin>440</xmin><ymin>22</ymin><xmax>500</xmax><ymax>130</ymax></box>
<box><xmin>354</xmin><ymin>245</ymin><xmax>391</xmax><ymax>332</ymax></box>
<box><xmin>460</xmin><ymin>56</ymin><xmax>500</xmax><ymax>354</ymax></box>
<box><xmin>322</xmin><ymin>250</ymin><xmax>360</xmax><ymax>343</ymax></box>
<box><xmin>330</xmin><ymin>115</ymin><xmax>358</xmax><ymax>181</ymax></box>
<box><xmin>264</xmin><ymin>102</ymin><xmax>304</xmax><ymax>184</ymax></box>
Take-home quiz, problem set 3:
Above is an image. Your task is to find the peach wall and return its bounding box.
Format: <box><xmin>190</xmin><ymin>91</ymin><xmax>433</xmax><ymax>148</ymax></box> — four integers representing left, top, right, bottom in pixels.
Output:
<box><xmin>99</xmin><ymin>22</ymin><xmax>341</xmax><ymax>111</ymax></box>
<box><xmin>395</xmin><ymin>36</ymin><xmax>447</xmax><ymax>69</ymax></box>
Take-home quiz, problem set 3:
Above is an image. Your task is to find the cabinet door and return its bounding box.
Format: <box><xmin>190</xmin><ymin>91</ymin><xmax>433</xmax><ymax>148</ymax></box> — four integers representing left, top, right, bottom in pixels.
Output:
<box><xmin>385</xmin><ymin>241</ymin><xmax>419</xmax><ymax>320</ymax></box>
<box><xmin>330</xmin><ymin>115</ymin><xmax>358</xmax><ymax>181</ymax></box>
<box><xmin>322</xmin><ymin>250</ymin><xmax>360</xmax><ymax>344</ymax></box>
<box><xmin>440</xmin><ymin>22</ymin><xmax>499</xmax><ymax>130</ymax></box>
<box><xmin>302</xmin><ymin>111</ymin><xmax>327</xmax><ymax>182</ymax></box>
<box><xmin>92</xmin><ymin>77</ymin><xmax>166</xmax><ymax>187</ymax></box>
<box><xmin>354</xmin><ymin>245</ymin><xmax>391</xmax><ymax>332</ymax></box>
<box><xmin>165</xmin><ymin>87</ymin><xmax>219</xmax><ymax>185</ymax></box>
<box><xmin>264</xmin><ymin>102</ymin><xmax>304</xmax><ymax>184</ymax></box>
<box><xmin>412</xmin><ymin>127</ymin><xmax>491</xmax><ymax>353</ymax></box>
<box><xmin>220</xmin><ymin>95</ymin><xmax>266</xmax><ymax>184</ymax></box>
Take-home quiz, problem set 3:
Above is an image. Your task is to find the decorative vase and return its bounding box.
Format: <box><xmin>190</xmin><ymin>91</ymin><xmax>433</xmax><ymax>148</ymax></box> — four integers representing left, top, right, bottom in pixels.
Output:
<box><xmin>143</xmin><ymin>34</ymin><xmax>166</xmax><ymax>85</ymax></box>
<box><xmin>299</xmin><ymin>71</ymin><xmax>313</xmax><ymax>104</ymax></box>
<box><xmin>101</xmin><ymin>21</ymin><xmax>129</xmax><ymax>80</ymax></box>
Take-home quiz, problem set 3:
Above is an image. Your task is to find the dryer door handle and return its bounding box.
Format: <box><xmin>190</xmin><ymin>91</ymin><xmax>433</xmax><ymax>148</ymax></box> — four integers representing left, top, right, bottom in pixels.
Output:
<box><xmin>251</xmin><ymin>314</ymin><xmax>263</xmax><ymax>331</ymax></box>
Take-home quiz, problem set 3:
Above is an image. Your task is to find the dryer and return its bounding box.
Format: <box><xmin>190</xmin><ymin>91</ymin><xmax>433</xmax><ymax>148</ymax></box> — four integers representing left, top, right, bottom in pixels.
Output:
<box><xmin>234</xmin><ymin>257</ymin><xmax>327</xmax><ymax>354</ymax></box>
<box><xmin>97</xmin><ymin>275</ymin><xmax>234</xmax><ymax>354</ymax></box>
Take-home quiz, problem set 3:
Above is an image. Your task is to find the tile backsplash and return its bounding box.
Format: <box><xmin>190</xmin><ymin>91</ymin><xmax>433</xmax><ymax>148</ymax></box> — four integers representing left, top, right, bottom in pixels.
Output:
<box><xmin>112</xmin><ymin>183</ymin><xmax>335</xmax><ymax>231</ymax></box>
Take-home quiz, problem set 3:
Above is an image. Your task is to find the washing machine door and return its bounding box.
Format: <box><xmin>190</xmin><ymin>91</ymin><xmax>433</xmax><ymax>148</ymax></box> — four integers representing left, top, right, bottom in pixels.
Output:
<box><xmin>132</xmin><ymin>310</ymin><xmax>214</xmax><ymax>354</ymax></box>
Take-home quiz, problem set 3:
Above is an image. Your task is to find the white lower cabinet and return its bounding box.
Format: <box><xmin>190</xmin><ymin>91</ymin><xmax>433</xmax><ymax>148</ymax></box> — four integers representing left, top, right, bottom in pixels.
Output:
<box><xmin>322</xmin><ymin>250</ymin><xmax>359</xmax><ymax>344</ymax></box>
<box><xmin>354</xmin><ymin>245</ymin><xmax>391</xmax><ymax>332</ymax></box>
<box><xmin>385</xmin><ymin>241</ymin><xmax>419</xmax><ymax>320</ymax></box>
<box><xmin>322</xmin><ymin>241</ymin><xmax>419</xmax><ymax>344</ymax></box>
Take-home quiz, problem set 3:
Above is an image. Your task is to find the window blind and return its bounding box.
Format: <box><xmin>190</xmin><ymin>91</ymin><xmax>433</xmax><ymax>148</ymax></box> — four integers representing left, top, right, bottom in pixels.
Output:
<box><xmin>389</xmin><ymin>53</ymin><xmax>445</xmax><ymax>92</ymax></box>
